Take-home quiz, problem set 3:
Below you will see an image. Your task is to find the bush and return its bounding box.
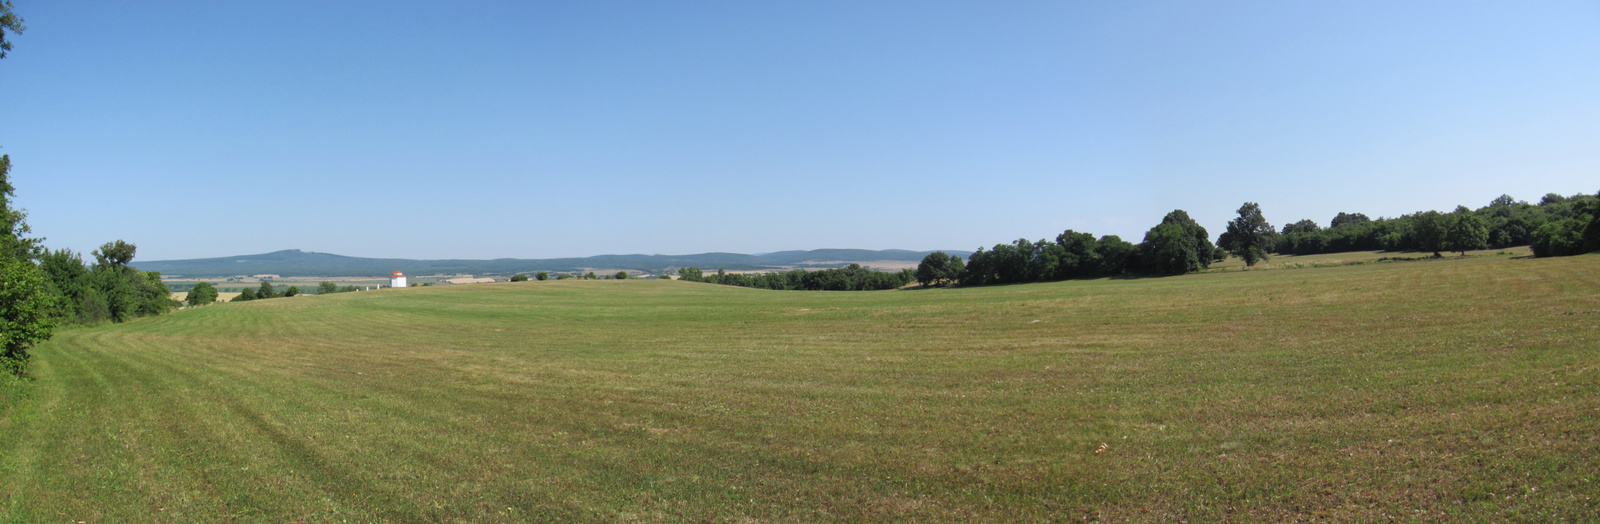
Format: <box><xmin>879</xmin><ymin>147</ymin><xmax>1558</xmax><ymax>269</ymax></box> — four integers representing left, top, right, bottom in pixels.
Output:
<box><xmin>510</xmin><ymin>274</ymin><xmax>529</xmax><ymax>282</ymax></box>
<box><xmin>0</xmin><ymin>255</ymin><xmax>53</xmax><ymax>376</ymax></box>
<box><xmin>185</xmin><ymin>282</ymin><xmax>219</xmax><ymax>306</ymax></box>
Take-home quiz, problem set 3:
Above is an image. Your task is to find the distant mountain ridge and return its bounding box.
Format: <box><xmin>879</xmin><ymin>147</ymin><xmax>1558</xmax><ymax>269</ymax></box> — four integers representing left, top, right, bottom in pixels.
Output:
<box><xmin>140</xmin><ymin>248</ymin><xmax>974</xmax><ymax>278</ymax></box>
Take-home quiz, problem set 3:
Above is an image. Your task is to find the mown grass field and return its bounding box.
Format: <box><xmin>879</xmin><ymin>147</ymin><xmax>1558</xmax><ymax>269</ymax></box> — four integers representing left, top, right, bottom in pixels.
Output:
<box><xmin>2</xmin><ymin>253</ymin><xmax>1597</xmax><ymax>521</ymax></box>
<box><xmin>1208</xmin><ymin>246</ymin><xmax>1533</xmax><ymax>270</ymax></box>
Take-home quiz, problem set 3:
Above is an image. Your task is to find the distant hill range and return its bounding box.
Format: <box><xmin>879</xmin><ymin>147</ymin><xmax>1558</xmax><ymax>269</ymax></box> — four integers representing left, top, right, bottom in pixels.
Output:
<box><xmin>140</xmin><ymin>249</ymin><xmax>974</xmax><ymax>278</ymax></box>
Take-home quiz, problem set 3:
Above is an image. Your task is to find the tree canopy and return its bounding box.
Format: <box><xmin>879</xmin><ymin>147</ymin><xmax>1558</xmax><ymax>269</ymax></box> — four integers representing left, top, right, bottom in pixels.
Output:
<box><xmin>1220</xmin><ymin>202</ymin><xmax>1274</xmax><ymax>266</ymax></box>
<box><xmin>185</xmin><ymin>282</ymin><xmax>219</xmax><ymax>306</ymax></box>
<box><xmin>0</xmin><ymin>0</ymin><xmax>23</xmax><ymax>60</ymax></box>
<box><xmin>1140</xmin><ymin>210</ymin><xmax>1215</xmax><ymax>275</ymax></box>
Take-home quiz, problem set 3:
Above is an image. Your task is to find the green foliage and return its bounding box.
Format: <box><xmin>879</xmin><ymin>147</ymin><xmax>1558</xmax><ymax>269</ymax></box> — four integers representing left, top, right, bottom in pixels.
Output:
<box><xmin>1444</xmin><ymin>210</ymin><xmax>1489</xmax><ymax>255</ymax></box>
<box><xmin>0</xmin><ymin>155</ymin><xmax>40</xmax><ymax>260</ymax></box>
<box><xmin>584</xmin><ymin>272</ymin><xmax>597</xmax><ymax>280</ymax></box>
<box><xmin>677</xmin><ymin>267</ymin><xmax>703</xmax><ymax>281</ymax></box>
<box><xmin>1280</xmin><ymin>219</ymin><xmax>1320</xmax><ymax>235</ymax></box>
<box><xmin>694</xmin><ymin>264</ymin><xmax>915</xmax><ymax>291</ymax></box>
<box><xmin>510</xmin><ymin>274</ymin><xmax>529</xmax><ymax>282</ymax></box>
<box><xmin>1528</xmin><ymin>220</ymin><xmax>1575</xmax><ymax>257</ymax></box>
<box><xmin>0</xmin><ymin>0</ymin><xmax>21</xmax><ymax>60</ymax></box>
<box><xmin>615</xmin><ymin>271</ymin><xmax>628</xmax><ymax>280</ymax></box>
<box><xmin>0</xmin><ymin>254</ymin><xmax>52</xmax><ymax>375</ymax></box>
<box><xmin>1270</xmin><ymin>193</ymin><xmax>1594</xmax><ymax>256</ymax></box>
<box><xmin>235</xmin><ymin>287</ymin><xmax>257</xmax><ymax>302</ymax></box>
<box><xmin>959</xmin><ymin>229</ymin><xmax>1141</xmax><ymax>286</ymax></box>
<box><xmin>37</xmin><ymin>249</ymin><xmax>90</xmax><ymax>321</ymax></box>
<box><xmin>535</xmin><ymin>271</ymin><xmax>549</xmax><ymax>281</ymax></box>
<box><xmin>555</xmin><ymin>273</ymin><xmax>573</xmax><ymax>280</ymax></box>
<box><xmin>1140</xmin><ymin>210</ymin><xmax>1215</xmax><ymax>275</ymax></box>
<box><xmin>914</xmin><ymin>251</ymin><xmax>959</xmax><ymax>286</ymax></box>
<box><xmin>1411</xmin><ymin>210</ymin><xmax>1448</xmax><ymax>256</ymax></box>
<box><xmin>93</xmin><ymin>240</ymin><xmax>136</xmax><ymax>268</ymax></box>
<box><xmin>257</xmin><ymin>281</ymin><xmax>277</xmax><ymax>300</ymax></box>
<box><xmin>186</xmin><ymin>282</ymin><xmax>219</xmax><ymax>306</ymax></box>
<box><xmin>318</xmin><ymin>281</ymin><xmax>338</xmax><ymax>294</ymax></box>
<box><xmin>284</xmin><ymin>286</ymin><xmax>300</xmax><ymax>297</ymax></box>
<box><xmin>1220</xmin><ymin>202</ymin><xmax>1273</xmax><ymax>266</ymax></box>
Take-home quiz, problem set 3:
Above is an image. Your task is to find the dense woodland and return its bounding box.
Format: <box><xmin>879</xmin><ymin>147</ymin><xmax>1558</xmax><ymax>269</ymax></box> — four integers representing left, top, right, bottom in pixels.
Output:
<box><xmin>1267</xmin><ymin>193</ymin><xmax>1599</xmax><ymax>258</ymax></box>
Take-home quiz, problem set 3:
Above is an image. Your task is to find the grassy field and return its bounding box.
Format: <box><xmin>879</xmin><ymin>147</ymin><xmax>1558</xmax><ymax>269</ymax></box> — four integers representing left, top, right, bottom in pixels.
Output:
<box><xmin>1209</xmin><ymin>246</ymin><xmax>1534</xmax><ymax>270</ymax></box>
<box><xmin>1</xmin><ymin>253</ymin><xmax>1597</xmax><ymax>521</ymax></box>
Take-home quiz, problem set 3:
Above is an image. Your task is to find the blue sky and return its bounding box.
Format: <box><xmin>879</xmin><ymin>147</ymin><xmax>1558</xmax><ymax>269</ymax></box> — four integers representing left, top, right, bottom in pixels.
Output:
<box><xmin>3</xmin><ymin>1</ymin><xmax>1597</xmax><ymax>261</ymax></box>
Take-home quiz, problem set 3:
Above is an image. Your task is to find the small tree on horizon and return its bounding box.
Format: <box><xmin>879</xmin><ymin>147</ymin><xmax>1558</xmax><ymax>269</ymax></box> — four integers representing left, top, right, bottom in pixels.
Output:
<box><xmin>257</xmin><ymin>281</ymin><xmax>277</xmax><ymax>299</ymax></box>
<box><xmin>1221</xmin><ymin>202</ymin><xmax>1274</xmax><ymax>266</ymax></box>
<box><xmin>915</xmin><ymin>251</ymin><xmax>956</xmax><ymax>286</ymax></box>
<box><xmin>615</xmin><ymin>271</ymin><xmax>628</xmax><ymax>280</ymax></box>
<box><xmin>185</xmin><ymin>282</ymin><xmax>219</xmax><ymax>306</ymax></box>
<box><xmin>535</xmin><ymin>271</ymin><xmax>549</xmax><ymax>281</ymax></box>
<box><xmin>510</xmin><ymin>274</ymin><xmax>529</xmax><ymax>282</ymax></box>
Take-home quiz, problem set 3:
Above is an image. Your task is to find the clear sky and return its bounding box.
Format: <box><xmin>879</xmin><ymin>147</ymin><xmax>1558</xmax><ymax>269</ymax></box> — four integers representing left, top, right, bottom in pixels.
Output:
<box><xmin>3</xmin><ymin>1</ymin><xmax>1597</xmax><ymax>261</ymax></box>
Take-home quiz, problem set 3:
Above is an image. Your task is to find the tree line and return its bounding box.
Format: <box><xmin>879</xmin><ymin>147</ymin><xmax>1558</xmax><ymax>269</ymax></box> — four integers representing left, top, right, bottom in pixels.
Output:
<box><xmin>5</xmin><ymin>162</ymin><xmax>179</xmax><ymax>374</ymax></box>
<box><xmin>941</xmin><ymin>209</ymin><xmax>1220</xmax><ymax>287</ymax></box>
<box><xmin>919</xmin><ymin>191</ymin><xmax>1600</xmax><ymax>289</ymax></box>
<box><xmin>1262</xmin><ymin>193</ymin><xmax>1598</xmax><ymax>258</ymax></box>
<box><xmin>676</xmin><ymin>264</ymin><xmax>917</xmax><ymax>291</ymax></box>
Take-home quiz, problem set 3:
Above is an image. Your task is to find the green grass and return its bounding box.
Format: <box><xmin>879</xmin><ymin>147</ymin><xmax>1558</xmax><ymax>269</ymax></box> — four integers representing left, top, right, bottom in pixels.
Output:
<box><xmin>1210</xmin><ymin>246</ymin><xmax>1534</xmax><ymax>270</ymax></box>
<box><xmin>2</xmin><ymin>253</ymin><xmax>1597</xmax><ymax>521</ymax></box>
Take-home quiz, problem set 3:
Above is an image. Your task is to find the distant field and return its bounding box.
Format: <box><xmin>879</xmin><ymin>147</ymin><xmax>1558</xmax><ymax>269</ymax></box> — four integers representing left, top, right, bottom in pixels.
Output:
<box><xmin>2</xmin><ymin>253</ymin><xmax>1596</xmax><ymax>521</ymax></box>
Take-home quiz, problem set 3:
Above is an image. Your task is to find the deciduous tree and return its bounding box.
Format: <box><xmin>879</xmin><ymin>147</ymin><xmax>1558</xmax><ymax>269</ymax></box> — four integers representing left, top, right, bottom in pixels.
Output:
<box><xmin>0</xmin><ymin>0</ymin><xmax>22</xmax><ymax>60</ymax></box>
<box><xmin>915</xmin><ymin>251</ymin><xmax>955</xmax><ymax>286</ymax></box>
<box><xmin>186</xmin><ymin>282</ymin><xmax>218</xmax><ymax>306</ymax></box>
<box><xmin>1445</xmin><ymin>210</ymin><xmax>1488</xmax><ymax>255</ymax></box>
<box><xmin>1139</xmin><ymin>210</ymin><xmax>1215</xmax><ymax>275</ymax></box>
<box><xmin>1221</xmin><ymin>202</ymin><xmax>1274</xmax><ymax>266</ymax></box>
<box><xmin>1411</xmin><ymin>210</ymin><xmax>1448</xmax><ymax>257</ymax></box>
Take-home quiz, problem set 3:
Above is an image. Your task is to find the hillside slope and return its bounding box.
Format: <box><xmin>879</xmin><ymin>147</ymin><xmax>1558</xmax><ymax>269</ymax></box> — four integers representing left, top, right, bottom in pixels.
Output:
<box><xmin>3</xmin><ymin>254</ymin><xmax>1596</xmax><ymax>521</ymax></box>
